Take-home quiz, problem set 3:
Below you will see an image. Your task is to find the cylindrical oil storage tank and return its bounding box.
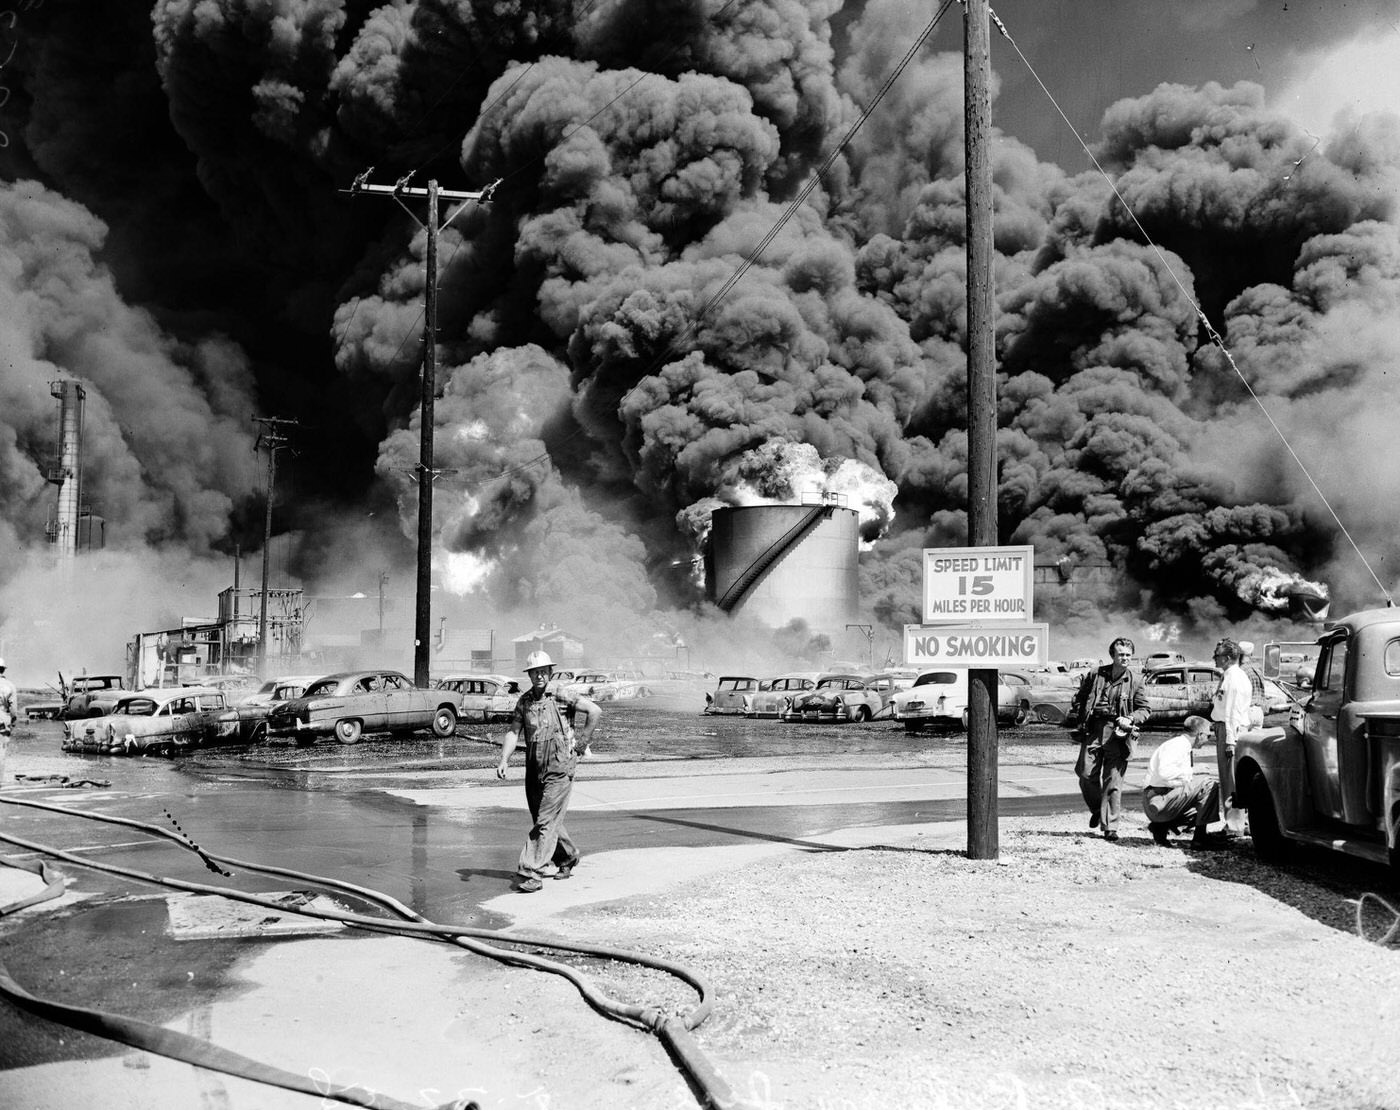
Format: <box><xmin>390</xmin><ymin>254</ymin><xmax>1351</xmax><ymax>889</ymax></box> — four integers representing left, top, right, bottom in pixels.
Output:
<box><xmin>706</xmin><ymin>503</ymin><xmax>859</xmax><ymax>632</ymax></box>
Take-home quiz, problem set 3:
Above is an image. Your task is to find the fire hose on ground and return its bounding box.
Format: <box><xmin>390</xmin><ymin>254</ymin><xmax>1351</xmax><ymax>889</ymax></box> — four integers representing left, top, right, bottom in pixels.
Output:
<box><xmin>0</xmin><ymin>794</ymin><xmax>759</xmax><ymax>1110</ymax></box>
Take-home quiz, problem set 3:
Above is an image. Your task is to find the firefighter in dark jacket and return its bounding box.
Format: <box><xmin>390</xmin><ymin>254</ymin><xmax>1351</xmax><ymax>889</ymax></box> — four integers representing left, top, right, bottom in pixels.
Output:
<box><xmin>1068</xmin><ymin>637</ymin><xmax>1150</xmax><ymax>841</ymax></box>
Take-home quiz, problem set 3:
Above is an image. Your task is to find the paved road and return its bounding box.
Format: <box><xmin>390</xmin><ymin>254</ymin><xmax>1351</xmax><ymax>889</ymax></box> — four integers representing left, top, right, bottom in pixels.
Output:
<box><xmin>1</xmin><ymin>713</ymin><xmax>1091</xmax><ymax>920</ymax></box>
<box><xmin>0</xmin><ymin>711</ymin><xmax>1099</xmax><ymax>1107</ymax></box>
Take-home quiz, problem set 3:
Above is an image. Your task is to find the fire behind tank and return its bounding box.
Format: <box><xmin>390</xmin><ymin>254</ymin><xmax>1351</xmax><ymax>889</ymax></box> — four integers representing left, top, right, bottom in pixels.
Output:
<box><xmin>1284</xmin><ymin>583</ymin><xmax>1330</xmax><ymax>622</ymax></box>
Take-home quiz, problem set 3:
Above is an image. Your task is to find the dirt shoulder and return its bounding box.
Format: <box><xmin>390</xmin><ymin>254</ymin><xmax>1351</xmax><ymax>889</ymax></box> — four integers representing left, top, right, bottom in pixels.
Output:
<box><xmin>498</xmin><ymin>812</ymin><xmax>1400</xmax><ymax>1110</ymax></box>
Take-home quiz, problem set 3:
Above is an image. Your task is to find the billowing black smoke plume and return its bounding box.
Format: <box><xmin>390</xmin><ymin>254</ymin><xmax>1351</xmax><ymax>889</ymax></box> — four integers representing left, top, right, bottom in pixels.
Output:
<box><xmin>2</xmin><ymin>0</ymin><xmax>1397</xmax><ymax>676</ymax></box>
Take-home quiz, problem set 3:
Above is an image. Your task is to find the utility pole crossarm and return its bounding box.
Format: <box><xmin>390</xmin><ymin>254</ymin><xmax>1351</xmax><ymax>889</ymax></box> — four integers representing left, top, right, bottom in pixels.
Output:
<box><xmin>345</xmin><ymin>183</ymin><xmax>491</xmax><ymax>202</ymax></box>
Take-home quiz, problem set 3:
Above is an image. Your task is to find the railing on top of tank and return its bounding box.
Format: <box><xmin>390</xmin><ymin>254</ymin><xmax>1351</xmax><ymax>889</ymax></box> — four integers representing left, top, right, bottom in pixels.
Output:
<box><xmin>798</xmin><ymin>490</ymin><xmax>848</xmax><ymax>508</ymax></box>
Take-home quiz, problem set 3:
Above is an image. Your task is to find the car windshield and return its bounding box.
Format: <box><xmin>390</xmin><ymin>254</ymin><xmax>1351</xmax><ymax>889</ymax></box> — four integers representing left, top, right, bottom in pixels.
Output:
<box><xmin>913</xmin><ymin>672</ymin><xmax>959</xmax><ymax>687</ymax></box>
<box><xmin>117</xmin><ymin>698</ymin><xmax>157</xmax><ymax>716</ymax></box>
<box><xmin>304</xmin><ymin>679</ymin><xmax>340</xmax><ymax>697</ymax></box>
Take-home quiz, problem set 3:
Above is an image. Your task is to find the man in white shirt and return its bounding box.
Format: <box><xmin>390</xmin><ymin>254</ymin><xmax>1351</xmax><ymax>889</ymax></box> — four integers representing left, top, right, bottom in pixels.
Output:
<box><xmin>1210</xmin><ymin>637</ymin><xmax>1253</xmax><ymax>816</ymax></box>
<box><xmin>0</xmin><ymin>657</ymin><xmax>15</xmax><ymax>790</ymax></box>
<box><xmin>1142</xmin><ymin>715</ymin><xmax>1221</xmax><ymax>849</ymax></box>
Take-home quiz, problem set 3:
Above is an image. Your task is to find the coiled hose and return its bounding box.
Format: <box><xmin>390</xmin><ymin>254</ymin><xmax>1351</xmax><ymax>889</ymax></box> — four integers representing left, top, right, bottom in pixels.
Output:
<box><xmin>0</xmin><ymin>794</ymin><xmax>758</xmax><ymax>1110</ymax></box>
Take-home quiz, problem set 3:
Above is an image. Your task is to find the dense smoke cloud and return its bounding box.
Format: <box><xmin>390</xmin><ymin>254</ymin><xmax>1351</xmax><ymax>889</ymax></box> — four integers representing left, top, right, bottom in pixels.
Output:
<box><xmin>0</xmin><ymin>182</ymin><xmax>260</xmax><ymax>561</ymax></box>
<box><xmin>2</xmin><ymin>0</ymin><xmax>1399</xmax><ymax>681</ymax></box>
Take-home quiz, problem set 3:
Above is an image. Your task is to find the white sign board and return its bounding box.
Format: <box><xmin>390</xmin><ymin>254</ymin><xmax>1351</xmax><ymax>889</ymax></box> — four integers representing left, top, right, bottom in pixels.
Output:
<box><xmin>923</xmin><ymin>545</ymin><xmax>1035</xmax><ymax>624</ymax></box>
<box><xmin>904</xmin><ymin>623</ymin><xmax>1050</xmax><ymax>668</ymax></box>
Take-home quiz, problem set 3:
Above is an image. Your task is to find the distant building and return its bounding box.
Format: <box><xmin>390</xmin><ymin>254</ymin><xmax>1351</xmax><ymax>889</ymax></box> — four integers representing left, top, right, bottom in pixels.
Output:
<box><xmin>435</xmin><ymin>626</ymin><xmax>496</xmax><ymax>674</ymax></box>
<box><xmin>513</xmin><ymin>625</ymin><xmax>584</xmax><ymax>669</ymax></box>
<box><xmin>1034</xmin><ymin>555</ymin><xmax>1115</xmax><ymax>597</ymax></box>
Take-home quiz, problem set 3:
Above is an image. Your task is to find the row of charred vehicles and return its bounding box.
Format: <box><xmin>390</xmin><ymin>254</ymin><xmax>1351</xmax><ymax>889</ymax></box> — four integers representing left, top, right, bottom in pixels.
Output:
<box><xmin>54</xmin><ymin>667</ymin><xmax>645</xmax><ymax>757</ymax></box>
<box><xmin>703</xmin><ymin>661</ymin><xmax>1294</xmax><ymax>730</ymax></box>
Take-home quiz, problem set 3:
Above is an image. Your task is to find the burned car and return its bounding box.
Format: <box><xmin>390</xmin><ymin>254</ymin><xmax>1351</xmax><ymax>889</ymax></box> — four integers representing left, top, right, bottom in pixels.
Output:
<box><xmin>58</xmin><ymin>674</ymin><xmax>127</xmax><ymax>719</ymax></box>
<box><xmin>703</xmin><ymin>675</ymin><xmax>761</xmax><ymax>715</ymax></box>
<box><xmin>746</xmin><ymin>673</ymin><xmax>819</xmax><ymax>718</ymax></box>
<box><xmin>62</xmin><ymin>686</ymin><xmax>238</xmax><ymax>756</ymax></box>
<box><xmin>436</xmin><ymin>673</ymin><xmax>520</xmax><ymax>722</ymax></box>
<box><xmin>782</xmin><ymin>674</ymin><xmax>884</xmax><ymax>723</ymax></box>
<box><xmin>1138</xmin><ymin>663</ymin><xmax>1221</xmax><ymax>723</ymax></box>
<box><xmin>231</xmin><ymin>674</ymin><xmax>325</xmax><ymax>743</ymax></box>
<box><xmin>264</xmin><ymin>669</ymin><xmax>461</xmax><ymax>745</ymax></box>
<box><xmin>559</xmin><ymin>670</ymin><xmax>652</xmax><ymax>702</ymax></box>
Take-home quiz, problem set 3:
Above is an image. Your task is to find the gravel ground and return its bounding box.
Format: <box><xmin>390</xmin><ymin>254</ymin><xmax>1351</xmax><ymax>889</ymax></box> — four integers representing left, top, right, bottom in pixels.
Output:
<box><xmin>534</xmin><ymin>811</ymin><xmax>1400</xmax><ymax>1110</ymax></box>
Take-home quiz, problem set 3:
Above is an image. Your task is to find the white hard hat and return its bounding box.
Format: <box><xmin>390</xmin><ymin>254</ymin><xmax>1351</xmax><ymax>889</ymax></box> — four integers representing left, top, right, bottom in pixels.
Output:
<box><xmin>1238</xmin><ymin>640</ymin><xmax>1255</xmax><ymax>656</ymax></box>
<box><xmin>524</xmin><ymin>650</ymin><xmax>554</xmax><ymax>672</ymax></box>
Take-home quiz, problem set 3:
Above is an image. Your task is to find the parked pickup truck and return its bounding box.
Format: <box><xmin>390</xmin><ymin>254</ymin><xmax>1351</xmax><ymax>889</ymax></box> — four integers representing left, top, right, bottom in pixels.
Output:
<box><xmin>59</xmin><ymin>674</ymin><xmax>128</xmax><ymax>719</ymax></box>
<box><xmin>1235</xmin><ymin>607</ymin><xmax>1400</xmax><ymax>873</ymax></box>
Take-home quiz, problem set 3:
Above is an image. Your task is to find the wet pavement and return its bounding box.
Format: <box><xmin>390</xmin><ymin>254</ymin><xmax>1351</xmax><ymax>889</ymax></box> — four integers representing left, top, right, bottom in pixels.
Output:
<box><xmin>0</xmin><ymin>704</ymin><xmax>1094</xmax><ymax>1107</ymax></box>
<box><xmin>2</xmin><ymin>704</ymin><xmax>1085</xmax><ymax>921</ymax></box>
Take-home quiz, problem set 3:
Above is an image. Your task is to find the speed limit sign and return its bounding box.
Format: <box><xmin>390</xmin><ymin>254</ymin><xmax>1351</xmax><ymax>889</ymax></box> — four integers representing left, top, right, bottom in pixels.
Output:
<box><xmin>922</xmin><ymin>545</ymin><xmax>1034</xmax><ymax>624</ymax></box>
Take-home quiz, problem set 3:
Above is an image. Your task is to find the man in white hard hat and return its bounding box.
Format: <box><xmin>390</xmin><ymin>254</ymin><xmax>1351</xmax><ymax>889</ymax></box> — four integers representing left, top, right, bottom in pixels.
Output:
<box><xmin>496</xmin><ymin>649</ymin><xmax>601</xmax><ymax>893</ymax></box>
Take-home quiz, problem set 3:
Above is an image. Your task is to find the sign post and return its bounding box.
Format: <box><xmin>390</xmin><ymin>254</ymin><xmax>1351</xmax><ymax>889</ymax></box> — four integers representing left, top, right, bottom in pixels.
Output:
<box><xmin>912</xmin><ymin>543</ymin><xmax>1044</xmax><ymax>860</ymax></box>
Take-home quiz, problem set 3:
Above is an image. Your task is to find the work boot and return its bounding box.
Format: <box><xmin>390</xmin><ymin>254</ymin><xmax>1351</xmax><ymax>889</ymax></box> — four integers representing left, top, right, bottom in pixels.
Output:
<box><xmin>554</xmin><ymin>857</ymin><xmax>578</xmax><ymax>880</ymax></box>
<box><xmin>516</xmin><ymin>876</ymin><xmax>544</xmax><ymax>893</ymax></box>
<box><xmin>1103</xmin><ymin>830</ymin><xmax>1119</xmax><ymax>842</ymax></box>
<box><xmin>1186</xmin><ymin>833</ymin><xmax>1224</xmax><ymax>851</ymax></box>
<box><xmin>1149</xmin><ymin>823</ymin><xmax>1171</xmax><ymax>846</ymax></box>
<box><xmin>1089</xmin><ymin>813</ymin><xmax>1101</xmax><ymax>829</ymax></box>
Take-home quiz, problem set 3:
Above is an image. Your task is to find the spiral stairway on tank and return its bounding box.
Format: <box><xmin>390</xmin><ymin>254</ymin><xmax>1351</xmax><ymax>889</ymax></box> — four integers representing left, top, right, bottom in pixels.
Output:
<box><xmin>713</xmin><ymin>504</ymin><xmax>835</xmax><ymax>613</ymax></box>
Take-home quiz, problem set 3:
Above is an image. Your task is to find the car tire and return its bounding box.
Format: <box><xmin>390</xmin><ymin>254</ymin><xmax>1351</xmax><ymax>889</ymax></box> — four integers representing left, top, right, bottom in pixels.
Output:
<box><xmin>431</xmin><ymin>706</ymin><xmax>457</xmax><ymax>738</ymax></box>
<box><xmin>1034</xmin><ymin>703</ymin><xmax>1066</xmax><ymax>725</ymax></box>
<box><xmin>1013</xmin><ymin>703</ymin><xmax>1031</xmax><ymax>727</ymax></box>
<box><xmin>334</xmin><ymin>718</ymin><xmax>363</xmax><ymax>744</ymax></box>
<box><xmin>1243</xmin><ymin>773</ymin><xmax>1293</xmax><ymax>863</ymax></box>
<box><xmin>250</xmin><ymin>722</ymin><xmax>268</xmax><ymax>745</ymax></box>
<box><xmin>853</xmin><ymin>705</ymin><xmax>872</xmax><ymax>723</ymax></box>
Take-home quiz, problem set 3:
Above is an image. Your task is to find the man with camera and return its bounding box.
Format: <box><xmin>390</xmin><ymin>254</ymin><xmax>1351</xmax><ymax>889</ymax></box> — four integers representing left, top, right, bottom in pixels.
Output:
<box><xmin>1067</xmin><ymin>637</ymin><xmax>1150</xmax><ymax>841</ymax></box>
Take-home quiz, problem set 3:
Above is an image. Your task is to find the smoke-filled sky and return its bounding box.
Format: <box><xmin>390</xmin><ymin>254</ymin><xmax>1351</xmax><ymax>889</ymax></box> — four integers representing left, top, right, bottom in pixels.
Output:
<box><xmin>2</xmin><ymin>0</ymin><xmax>1399</xmax><ymax>683</ymax></box>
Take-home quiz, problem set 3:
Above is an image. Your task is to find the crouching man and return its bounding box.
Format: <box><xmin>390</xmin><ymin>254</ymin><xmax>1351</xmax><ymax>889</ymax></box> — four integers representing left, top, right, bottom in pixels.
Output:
<box><xmin>1141</xmin><ymin>715</ymin><xmax>1223</xmax><ymax>850</ymax></box>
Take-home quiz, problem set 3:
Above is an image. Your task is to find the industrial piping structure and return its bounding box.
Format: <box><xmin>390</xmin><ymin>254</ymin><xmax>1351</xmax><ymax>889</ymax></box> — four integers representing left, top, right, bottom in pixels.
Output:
<box><xmin>44</xmin><ymin>380</ymin><xmax>85</xmax><ymax>566</ymax></box>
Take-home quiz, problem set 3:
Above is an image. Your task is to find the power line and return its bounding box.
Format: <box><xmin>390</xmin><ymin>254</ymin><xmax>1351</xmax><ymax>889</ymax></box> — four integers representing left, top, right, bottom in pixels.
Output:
<box><xmin>988</xmin><ymin>5</ymin><xmax>1392</xmax><ymax>605</ymax></box>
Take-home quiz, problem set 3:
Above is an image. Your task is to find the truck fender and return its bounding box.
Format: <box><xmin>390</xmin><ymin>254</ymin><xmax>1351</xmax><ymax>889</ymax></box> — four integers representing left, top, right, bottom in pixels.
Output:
<box><xmin>1234</xmin><ymin>725</ymin><xmax>1311</xmax><ymax>833</ymax></box>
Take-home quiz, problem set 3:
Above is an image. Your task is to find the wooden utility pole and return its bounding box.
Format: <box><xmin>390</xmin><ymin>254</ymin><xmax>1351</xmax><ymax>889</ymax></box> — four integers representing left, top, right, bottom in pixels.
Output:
<box><xmin>963</xmin><ymin>0</ymin><xmax>1000</xmax><ymax>859</ymax></box>
<box><xmin>346</xmin><ymin>173</ymin><xmax>496</xmax><ymax>686</ymax></box>
<box><xmin>253</xmin><ymin>417</ymin><xmax>300</xmax><ymax>674</ymax></box>
<box><xmin>416</xmin><ymin>176</ymin><xmax>439</xmax><ymax>689</ymax></box>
